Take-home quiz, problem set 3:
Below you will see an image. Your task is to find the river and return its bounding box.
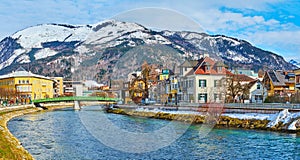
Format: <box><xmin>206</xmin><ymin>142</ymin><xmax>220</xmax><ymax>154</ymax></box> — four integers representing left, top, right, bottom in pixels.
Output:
<box><xmin>8</xmin><ymin>106</ymin><xmax>300</xmax><ymax>160</ymax></box>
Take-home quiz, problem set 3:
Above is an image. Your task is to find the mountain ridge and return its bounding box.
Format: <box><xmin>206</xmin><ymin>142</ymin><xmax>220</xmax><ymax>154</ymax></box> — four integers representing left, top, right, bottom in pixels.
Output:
<box><xmin>0</xmin><ymin>20</ymin><xmax>296</xmax><ymax>82</ymax></box>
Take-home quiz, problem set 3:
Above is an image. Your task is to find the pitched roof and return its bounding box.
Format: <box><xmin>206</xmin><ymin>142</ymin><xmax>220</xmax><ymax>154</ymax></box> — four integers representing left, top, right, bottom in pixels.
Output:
<box><xmin>194</xmin><ymin>57</ymin><xmax>228</xmax><ymax>75</ymax></box>
<box><xmin>248</xmin><ymin>79</ymin><xmax>259</xmax><ymax>88</ymax></box>
<box><xmin>179</xmin><ymin>59</ymin><xmax>202</xmax><ymax>67</ymax></box>
<box><xmin>181</xmin><ymin>58</ymin><xmax>205</xmax><ymax>76</ymax></box>
<box><xmin>266</xmin><ymin>70</ymin><xmax>294</xmax><ymax>86</ymax></box>
<box><xmin>234</xmin><ymin>74</ymin><xmax>255</xmax><ymax>82</ymax></box>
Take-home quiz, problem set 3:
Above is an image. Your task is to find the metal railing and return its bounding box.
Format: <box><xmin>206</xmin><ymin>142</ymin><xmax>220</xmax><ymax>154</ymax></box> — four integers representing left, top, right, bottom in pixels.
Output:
<box><xmin>177</xmin><ymin>102</ymin><xmax>300</xmax><ymax>109</ymax></box>
<box><xmin>32</xmin><ymin>96</ymin><xmax>120</xmax><ymax>103</ymax></box>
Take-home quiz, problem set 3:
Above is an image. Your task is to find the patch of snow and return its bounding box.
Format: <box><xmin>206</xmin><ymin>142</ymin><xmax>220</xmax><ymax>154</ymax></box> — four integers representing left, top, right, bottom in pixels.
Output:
<box><xmin>226</xmin><ymin>50</ymin><xmax>236</xmax><ymax>56</ymax></box>
<box><xmin>162</xmin><ymin>31</ymin><xmax>176</xmax><ymax>36</ymax></box>
<box><xmin>16</xmin><ymin>54</ymin><xmax>30</xmax><ymax>63</ymax></box>
<box><xmin>183</xmin><ymin>32</ymin><xmax>204</xmax><ymax>40</ymax></box>
<box><xmin>266</xmin><ymin>109</ymin><xmax>300</xmax><ymax>128</ymax></box>
<box><xmin>267</xmin><ymin>109</ymin><xmax>289</xmax><ymax>127</ymax></box>
<box><xmin>86</xmin><ymin>20</ymin><xmax>145</xmax><ymax>45</ymax></box>
<box><xmin>74</xmin><ymin>45</ymin><xmax>91</xmax><ymax>54</ymax></box>
<box><xmin>83</xmin><ymin>80</ymin><xmax>103</xmax><ymax>88</ymax></box>
<box><xmin>222</xmin><ymin>113</ymin><xmax>272</xmax><ymax>120</ymax></box>
<box><xmin>12</xmin><ymin>24</ymin><xmax>91</xmax><ymax>49</ymax></box>
<box><xmin>34</xmin><ymin>48</ymin><xmax>57</xmax><ymax>60</ymax></box>
<box><xmin>215</xmin><ymin>36</ymin><xmax>241</xmax><ymax>46</ymax></box>
<box><xmin>288</xmin><ymin>119</ymin><xmax>298</xmax><ymax>130</ymax></box>
<box><xmin>135</xmin><ymin>108</ymin><xmax>201</xmax><ymax>115</ymax></box>
<box><xmin>0</xmin><ymin>48</ymin><xmax>27</xmax><ymax>69</ymax></box>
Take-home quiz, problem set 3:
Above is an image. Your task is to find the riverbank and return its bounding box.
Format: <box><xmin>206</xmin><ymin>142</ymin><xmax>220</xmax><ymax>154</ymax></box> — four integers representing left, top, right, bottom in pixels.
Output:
<box><xmin>0</xmin><ymin>105</ymin><xmax>40</xmax><ymax>159</ymax></box>
<box><xmin>106</xmin><ymin>107</ymin><xmax>300</xmax><ymax>133</ymax></box>
<box><xmin>0</xmin><ymin>103</ymin><xmax>74</xmax><ymax>160</ymax></box>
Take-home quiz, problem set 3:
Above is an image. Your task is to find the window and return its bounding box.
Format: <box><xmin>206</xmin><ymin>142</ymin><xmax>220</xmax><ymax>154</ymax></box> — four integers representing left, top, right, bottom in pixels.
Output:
<box><xmin>255</xmin><ymin>95</ymin><xmax>263</xmax><ymax>100</ymax></box>
<box><xmin>218</xmin><ymin>66</ymin><xmax>223</xmax><ymax>73</ymax></box>
<box><xmin>26</xmin><ymin>80</ymin><xmax>29</xmax><ymax>84</ymax></box>
<box><xmin>189</xmin><ymin>80</ymin><xmax>193</xmax><ymax>88</ymax></box>
<box><xmin>206</xmin><ymin>66</ymin><xmax>210</xmax><ymax>71</ymax></box>
<box><xmin>185</xmin><ymin>67</ymin><xmax>187</xmax><ymax>71</ymax></box>
<box><xmin>257</xmin><ymin>84</ymin><xmax>261</xmax><ymax>89</ymax></box>
<box><xmin>199</xmin><ymin>79</ymin><xmax>206</xmax><ymax>88</ymax></box>
<box><xmin>214</xmin><ymin>80</ymin><xmax>220</xmax><ymax>87</ymax></box>
<box><xmin>19</xmin><ymin>80</ymin><xmax>21</xmax><ymax>84</ymax></box>
<box><xmin>214</xmin><ymin>93</ymin><xmax>220</xmax><ymax>101</ymax></box>
<box><xmin>198</xmin><ymin>93</ymin><xmax>207</xmax><ymax>103</ymax></box>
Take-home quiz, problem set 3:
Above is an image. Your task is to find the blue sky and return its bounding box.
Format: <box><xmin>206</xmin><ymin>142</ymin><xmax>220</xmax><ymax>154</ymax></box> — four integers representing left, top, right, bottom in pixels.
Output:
<box><xmin>1</xmin><ymin>0</ymin><xmax>299</xmax><ymax>62</ymax></box>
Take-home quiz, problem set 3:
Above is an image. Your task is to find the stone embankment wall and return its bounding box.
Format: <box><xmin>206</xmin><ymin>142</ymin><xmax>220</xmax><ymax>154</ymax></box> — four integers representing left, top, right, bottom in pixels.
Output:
<box><xmin>106</xmin><ymin>108</ymin><xmax>300</xmax><ymax>133</ymax></box>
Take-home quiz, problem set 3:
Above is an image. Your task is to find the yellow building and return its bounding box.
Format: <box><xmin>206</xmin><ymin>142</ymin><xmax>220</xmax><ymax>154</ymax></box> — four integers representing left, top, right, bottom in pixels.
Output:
<box><xmin>264</xmin><ymin>70</ymin><xmax>295</xmax><ymax>96</ymax></box>
<box><xmin>0</xmin><ymin>67</ymin><xmax>54</xmax><ymax>102</ymax></box>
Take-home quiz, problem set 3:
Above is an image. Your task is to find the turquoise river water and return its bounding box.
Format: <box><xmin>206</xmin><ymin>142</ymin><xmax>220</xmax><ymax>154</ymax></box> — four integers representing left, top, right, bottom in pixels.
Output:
<box><xmin>8</xmin><ymin>106</ymin><xmax>300</xmax><ymax>160</ymax></box>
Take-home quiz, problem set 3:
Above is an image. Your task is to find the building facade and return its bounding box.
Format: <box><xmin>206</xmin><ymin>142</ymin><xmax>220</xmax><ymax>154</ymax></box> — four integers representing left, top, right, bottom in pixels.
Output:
<box><xmin>178</xmin><ymin>57</ymin><xmax>228</xmax><ymax>103</ymax></box>
<box><xmin>52</xmin><ymin>77</ymin><xmax>64</xmax><ymax>97</ymax></box>
<box><xmin>248</xmin><ymin>80</ymin><xmax>268</xmax><ymax>103</ymax></box>
<box><xmin>0</xmin><ymin>68</ymin><xmax>54</xmax><ymax>102</ymax></box>
<box><xmin>264</xmin><ymin>70</ymin><xmax>295</xmax><ymax>96</ymax></box>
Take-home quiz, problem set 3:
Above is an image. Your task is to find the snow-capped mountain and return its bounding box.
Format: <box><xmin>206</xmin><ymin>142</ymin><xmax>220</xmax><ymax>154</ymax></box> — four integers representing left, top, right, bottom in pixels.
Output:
<box><xmin>0</xmin><ymin>20</ymin><xmax>296</xmax><ymax>81</ymax></box>
<box><xmin>289</xmin><ymin>59</ymin><xmax>300</xmax><ymax>69</ymax></box>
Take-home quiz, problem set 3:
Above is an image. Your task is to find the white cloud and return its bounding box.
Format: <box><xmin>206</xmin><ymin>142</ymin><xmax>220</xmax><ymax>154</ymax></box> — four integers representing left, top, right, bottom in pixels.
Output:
<box><xmin>241</xmin><ymin>30</ymin><xmax>300</xmax><ymax>61</ymax></box>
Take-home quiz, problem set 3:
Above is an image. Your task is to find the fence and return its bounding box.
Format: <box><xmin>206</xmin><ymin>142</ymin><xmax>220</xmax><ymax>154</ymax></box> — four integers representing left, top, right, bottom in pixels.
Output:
<box><xmin>177</xmin><ymin>102</ymin><xmax>300</xmax><ymax>109</ymax></box>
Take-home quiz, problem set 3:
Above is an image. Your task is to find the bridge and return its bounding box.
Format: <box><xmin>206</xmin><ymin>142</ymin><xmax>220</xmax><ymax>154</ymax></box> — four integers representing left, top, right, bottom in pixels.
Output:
<box><xmin>32</xmin><ymin>96</ymin><xmax>119</xmax><ymax>109</ymax></box>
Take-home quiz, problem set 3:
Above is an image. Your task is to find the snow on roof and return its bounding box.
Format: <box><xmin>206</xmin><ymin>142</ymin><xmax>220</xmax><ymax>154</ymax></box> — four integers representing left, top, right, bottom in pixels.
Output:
<box><xmin>0</xmin><ymin>67</ymin><xmax>52</xmax><ymax>81</ymax></box>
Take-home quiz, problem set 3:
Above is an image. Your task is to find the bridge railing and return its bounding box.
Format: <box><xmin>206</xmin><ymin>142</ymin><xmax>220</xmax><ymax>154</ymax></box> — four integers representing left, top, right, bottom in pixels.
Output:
<box><xmin>32</xmin><ymin>96</ymin><xmax>119</xmax><ymax>103</ymax></box>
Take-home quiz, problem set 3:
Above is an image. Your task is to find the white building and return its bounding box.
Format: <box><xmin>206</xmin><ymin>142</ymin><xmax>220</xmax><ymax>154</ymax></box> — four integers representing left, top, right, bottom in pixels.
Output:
<box><xmin>248</xmin><ymin>80</ymin><xmax>268</xmax><ymax>103</ymax></box>
<box><xmin>178</xmin><ymin>57</ymin><xmax>228</xmax><ymax>103</ymax></box>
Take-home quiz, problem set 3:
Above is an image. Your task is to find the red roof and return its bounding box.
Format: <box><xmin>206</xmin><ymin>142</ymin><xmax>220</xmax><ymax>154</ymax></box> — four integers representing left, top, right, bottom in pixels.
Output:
<box><xmin>194</xmin><ymin>57</ymin><xmax>229</xmax><ymax>75</ymax></box>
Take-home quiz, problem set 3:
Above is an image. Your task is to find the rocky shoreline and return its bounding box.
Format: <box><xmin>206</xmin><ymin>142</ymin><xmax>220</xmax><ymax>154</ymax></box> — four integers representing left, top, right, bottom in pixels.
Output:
<box><xmin>106</xmin><ymin>108</ymin><xmax>300</xmax><ymax>133</ymax></box>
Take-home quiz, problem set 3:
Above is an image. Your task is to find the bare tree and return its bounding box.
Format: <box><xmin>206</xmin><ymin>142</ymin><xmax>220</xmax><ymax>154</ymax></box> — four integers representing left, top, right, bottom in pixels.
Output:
<box><xmin>226</xmin><ymin>73</ymin><xmax>241</xmax><ymax>103</ymax></box>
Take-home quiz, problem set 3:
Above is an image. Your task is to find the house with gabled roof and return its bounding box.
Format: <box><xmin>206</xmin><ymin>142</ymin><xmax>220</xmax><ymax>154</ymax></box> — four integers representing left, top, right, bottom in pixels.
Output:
<box><xmin>177</xmin><ymin>56</ymin><xmax>228</xmax><ymax>103</ymax></box>
<box><xmin>248</xmin><ymin>79</ymin><xmax>268</xmax><ymax>103</ymax></box>
<box><xmin>263</xmin><ymin>70</ymin><xmax>295</xmax><ymax>96</ymax></box>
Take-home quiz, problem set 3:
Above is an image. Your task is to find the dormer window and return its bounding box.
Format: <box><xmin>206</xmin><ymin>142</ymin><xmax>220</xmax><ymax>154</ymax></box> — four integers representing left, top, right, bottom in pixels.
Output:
<box><xmin>215</xmin><ymin>61</ymin><xmax>225</xmax><ymax>73</ymax></box>
<box><xmin>203</xmin><ymin>62</ymin><xmax>211</xmax><ymax>73</ymax></box>
<box><xmin>206</xmin><ymin>65</ymin><xmax>210</xmax><ymax>71</ymax></box>
<box><xmin>217</xmin><ymin>66</ymin><xmax>222</xmax><ymax>73</ymax></box>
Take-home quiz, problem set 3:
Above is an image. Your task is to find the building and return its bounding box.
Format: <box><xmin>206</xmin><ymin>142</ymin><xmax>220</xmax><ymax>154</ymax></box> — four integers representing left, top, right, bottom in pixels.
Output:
<box><xmin>178</xmin><ymin>57</ymin><xmax>228</xmax><ymax>103</ymax></box>
<box><xmin>230</xmin><ymin>69</ymin><xmax>258</xmax><ymax>78</ymax></box>
<box><xmin>226</xmin><ymin>73</ymin><xmax>255</xmax><ymax>103</ymax></box>
<box><xmin>52</xmin><ymin>77</ymin><xmax>64</xmax><ymax>97</ymax></box>
<box><xmin>263</xmin><ymin>70</ymin><xmax>295</xmax><ymax>96</ymax></box>
<box><xmin>0</xmin><ymin>67</ymin><xmax>54</xmax><ymax>102</ymax></box>
<box><xmin>177</xmin><ymin>59</ymin><xmax>201</xmax><ymax>103</ymax></box>
<box><xmin>294</xmin><ymin>68</ymin><xmax>300</xmax><ymax>91</ymax></box>
<box><xmin>248</xmin><ymin>80</ymin><xmax>268</xmax><ymax>103</ymax></box>
<box><xmin>63</xmin><ymin>81</ymin><xmax>83</xmax><ymax>96</ymax></box>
